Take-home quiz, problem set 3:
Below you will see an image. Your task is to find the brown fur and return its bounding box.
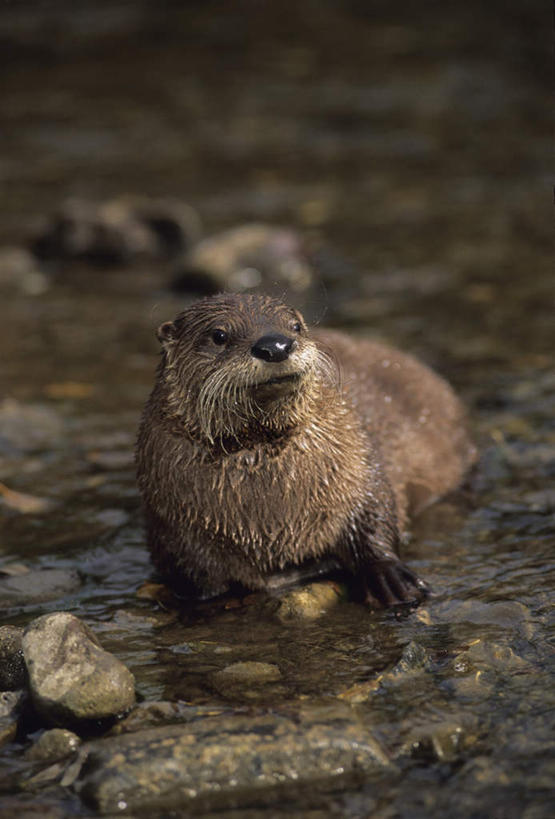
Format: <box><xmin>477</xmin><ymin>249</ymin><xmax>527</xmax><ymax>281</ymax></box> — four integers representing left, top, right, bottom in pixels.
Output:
<box><xmin>136</xmin><ymin>293</ymin><xmax>476</xmax><ymax>607</ymax></box>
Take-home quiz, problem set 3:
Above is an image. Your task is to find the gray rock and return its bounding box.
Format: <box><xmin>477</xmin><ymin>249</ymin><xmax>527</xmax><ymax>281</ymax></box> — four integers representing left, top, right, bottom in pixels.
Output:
<box><xmin>75</xmin><ymin>711</ymin><xmax>390</xmax><ymax>814</ymax></box>
<box><xmin>22</xmin><ymin>612</ymin><xmax>135</xmax><ymax>726</ymax></box>
<box><xmin>172</xmin><ymin>224</ymin><xmax>314</xmax><ymax>295</ymax></box>
<box><xmin>0</xmin><ymin>625</ymin><xmax>26</xmax><ymax>689</ymax></box>
<box><xmin>0</xmin><ymin>569</ymin><xmax>82</xmax><ymax>609</ymax></box>
<box><xmin>25</xmin><ymin>728</ymin><xmax>81</xmax><ymax>761</ymax></box>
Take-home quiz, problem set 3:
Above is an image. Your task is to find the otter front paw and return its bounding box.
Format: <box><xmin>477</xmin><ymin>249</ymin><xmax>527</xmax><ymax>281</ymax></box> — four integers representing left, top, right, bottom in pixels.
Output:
<box><xmin>362</xmin><ymin>559</ymin><xmax>429</xmax><ymax>609</ymax></box>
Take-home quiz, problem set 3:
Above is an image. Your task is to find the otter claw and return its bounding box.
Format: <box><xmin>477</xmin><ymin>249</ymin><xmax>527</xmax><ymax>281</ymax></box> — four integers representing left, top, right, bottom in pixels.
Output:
<box><xmin>363</xmin><ymin>560</ymin><xmax>428</xmax><ymax>609</ymax></box>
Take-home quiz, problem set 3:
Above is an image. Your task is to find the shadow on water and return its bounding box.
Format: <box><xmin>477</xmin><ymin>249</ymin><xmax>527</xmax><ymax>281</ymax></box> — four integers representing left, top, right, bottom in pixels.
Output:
<box><xmin>0</xmin><ymin>1</ymin><xmax>553</xmax><ymax>817</ymax></box>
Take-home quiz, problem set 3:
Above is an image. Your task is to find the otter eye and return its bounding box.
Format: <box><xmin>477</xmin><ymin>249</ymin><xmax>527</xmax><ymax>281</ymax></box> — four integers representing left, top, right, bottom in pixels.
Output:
<box><xmin>211</xmin><ymin>329</ymin><xmax>228</xmax><ymax>345</ymax></box>
<box><xmin>292</xmin><ymin>322</ymin><xmax>302</xmax><ymax>333</ymax></box>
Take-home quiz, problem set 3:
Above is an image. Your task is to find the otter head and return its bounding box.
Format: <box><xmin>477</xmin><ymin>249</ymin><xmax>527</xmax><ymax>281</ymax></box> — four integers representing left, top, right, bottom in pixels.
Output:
<box><xmin>155</xmin><ymin>293</ymin><xmax>336</xmax><ymax>445</ymax></box>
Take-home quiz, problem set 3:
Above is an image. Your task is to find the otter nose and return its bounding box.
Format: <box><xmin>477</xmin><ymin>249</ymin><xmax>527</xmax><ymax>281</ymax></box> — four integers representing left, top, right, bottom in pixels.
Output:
<box><xmin>251</xmin><ymin>334</ymin><xmax>294</xmax><ymax>363</ymax></box>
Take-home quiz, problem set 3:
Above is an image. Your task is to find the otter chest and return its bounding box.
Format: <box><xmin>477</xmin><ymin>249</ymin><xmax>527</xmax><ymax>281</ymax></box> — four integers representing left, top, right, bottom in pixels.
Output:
<box><xmin>181</xmin><ymin>434</ymin><xmax>365</xmax><ymax>566</ymax></box>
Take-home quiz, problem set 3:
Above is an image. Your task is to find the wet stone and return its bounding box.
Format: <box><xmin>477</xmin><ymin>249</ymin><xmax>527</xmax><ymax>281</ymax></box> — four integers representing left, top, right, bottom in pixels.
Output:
<box><xmin>22</xmin><ymin>612</ymin><xmax>135</xmax><ymax>726</ymax></box>
<box><xmin>389</xmin><ymin>641</ymin><xmax>431</xmax><ymax>676</ymax></box>
<box><xmin>274</xmin><ymin>581</ymin><xmax>345</xmax><ymax>622</ymax></box>
<box><xmin>0</xmin><ymin>625</ymin><xmax>26</xmax><ymax>690</ymax></box>
<box><xmin>25</xmin><ymin>728</ymin><xmax>81</xmax><ymax>761</ymax></box>
<box><xmin>0</xmin><ymin>569</ymin><xmax>82</xmax><ymax>610</ymax></box>
<box><xmin>172</xmin><ymin>223</ymin><xmax>315</xmax><ymax>295</ymax></box>
<box><xmin>75</xmin><ymin>712</ymin><xmax>390</xmax><ymax>814</ymax></box>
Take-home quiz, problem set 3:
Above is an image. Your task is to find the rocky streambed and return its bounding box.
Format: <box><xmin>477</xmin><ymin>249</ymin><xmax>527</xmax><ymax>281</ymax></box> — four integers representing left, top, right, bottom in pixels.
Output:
<box><xmin>1</xmin><ymin>0</ymin><xmax>553</xmax><ymax>817</ymax></box>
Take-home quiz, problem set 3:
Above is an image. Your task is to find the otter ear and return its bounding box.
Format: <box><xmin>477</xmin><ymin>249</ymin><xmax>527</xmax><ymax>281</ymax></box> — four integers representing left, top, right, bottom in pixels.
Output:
<box><xmin>156</xmin><ymin>321</ymin><xmax>177</xmax><ymax>344</ymax></box>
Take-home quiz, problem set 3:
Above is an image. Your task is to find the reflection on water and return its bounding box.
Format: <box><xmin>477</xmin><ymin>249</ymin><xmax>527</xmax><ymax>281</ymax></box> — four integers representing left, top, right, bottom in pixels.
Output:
<box><xmin>0</xmin><ymin>1</ymin><xmax>552</xmax><ymax>817</ymax></box>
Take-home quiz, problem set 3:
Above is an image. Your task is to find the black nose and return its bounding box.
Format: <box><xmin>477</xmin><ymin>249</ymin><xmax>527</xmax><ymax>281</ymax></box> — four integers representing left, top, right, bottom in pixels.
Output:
<box><xmin>251</xmin><ymin>334</ymin><xmax>295</xmax><ymax>363</ymax></box>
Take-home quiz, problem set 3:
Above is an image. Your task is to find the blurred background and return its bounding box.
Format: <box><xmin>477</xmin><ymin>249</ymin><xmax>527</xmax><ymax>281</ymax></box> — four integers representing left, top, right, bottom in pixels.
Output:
<box><xmin>0</xmin><ymin>3</ymin><xmax>553</xmax><ymax>815</ymax></box>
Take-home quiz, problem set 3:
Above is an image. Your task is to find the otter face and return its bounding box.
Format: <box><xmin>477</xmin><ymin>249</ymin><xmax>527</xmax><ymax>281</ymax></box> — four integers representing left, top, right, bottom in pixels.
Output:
<box><xmin>155</xmin><ymin>294</ymin><xmax>334</xmax><ymax>443</ymax></box>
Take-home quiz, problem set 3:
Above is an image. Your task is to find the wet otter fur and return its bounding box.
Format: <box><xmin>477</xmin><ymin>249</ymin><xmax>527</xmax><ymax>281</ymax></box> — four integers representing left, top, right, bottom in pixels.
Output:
<box><xmin>136</xmin><ymin>293</ymin><xmax>476</xmax><ymax>607</ymax></box>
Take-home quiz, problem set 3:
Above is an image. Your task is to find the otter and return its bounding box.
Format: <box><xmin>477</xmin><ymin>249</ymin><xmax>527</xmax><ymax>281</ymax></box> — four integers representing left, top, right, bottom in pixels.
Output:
<box><xmin>136</xmin><ymin>293</ymin><xmax>476</xmax><ymax>608</ymax></box>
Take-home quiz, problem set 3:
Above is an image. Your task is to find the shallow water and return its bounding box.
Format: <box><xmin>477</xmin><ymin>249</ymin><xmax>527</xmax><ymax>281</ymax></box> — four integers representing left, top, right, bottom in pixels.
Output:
<box><xmin>1</xmin><ymin>1</ymin><xmax>553</xmax><ymax>817</ymax></box>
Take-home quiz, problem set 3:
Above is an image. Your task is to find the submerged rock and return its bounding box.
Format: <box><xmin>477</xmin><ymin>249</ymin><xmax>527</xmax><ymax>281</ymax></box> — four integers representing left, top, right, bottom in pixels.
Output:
<box><xmin>0</xmin><ymin>569</ymin><xmax>82</xmax><ymax>610</ymax></box>
<box><xmin>25</xmin><ymin>728</ymin><xmax>81</xmax><ymax>761</ymax></box>
<box><xmin>22</xmin><ymin>613</ymin><xmax>135</xmax><ymax>727</ymax></box>
<box><xmin>0</xmin><ymin>625</ymin><xmax>26</xmax><ymax>690</ymax></box>
<box><xmin>75</xmin><ymin>711</ymin><xmax>390</xmax><ymax>814</ymax></box>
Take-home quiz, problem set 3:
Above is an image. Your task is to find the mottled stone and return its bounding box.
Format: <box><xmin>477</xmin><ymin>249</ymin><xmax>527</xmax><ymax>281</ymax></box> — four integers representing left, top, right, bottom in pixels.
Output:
<box><xmin>22</xmin><ymin>612</ymin><xmax>135</xmax><ymax>726</ymax></box>
<box><xmin>0</xmin><ymin>626</ymin><xmax>26</xmax><ymax>690</ymax></box>
<box><xmin>25</xmin><ymin>728</ymin><xmax>81</xmax><ymax>761</ymax></box>
<box><xmin>75</xmin><ymin>712</ymin><xmax>390</xmax><ymax>814</ymax></box>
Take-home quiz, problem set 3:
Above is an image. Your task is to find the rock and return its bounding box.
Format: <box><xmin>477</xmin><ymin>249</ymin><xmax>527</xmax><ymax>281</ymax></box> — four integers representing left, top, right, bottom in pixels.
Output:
<box><xmin>75</xmin><ymin>712</ymin><xmax>390</xmax><ymax>814</ymax></box>
<box><xmin>0</xmin><ymin>246</ymin><xmax>49</xmax><ymax>295</ymax></box>
<box><xmin>389</xmin><ymin>641</ymin><xmax>431</xmax><ymax>676</ymax></box>
<box><xmin>25</xmin><ymin>728</ymin><xmax>81</xmax><ymax>761</ymax></box>
<box><xmin>22</xmin><ymin>612</ymin><xmax>135</xmax><ymax>726</ymax></box>
<box><xmin>212</xmin><ymin>661</ymin><xmax>281</xmax><ymax>689</ymax></box>
<box><xmin>432</xmin><ymin>599</ymin><xmax>535</xmax><ymax>639</ymax></box>
<box><xmin>451</xmin><ymin>639</ymin><xmax>531</xmax><ymax>675</ymax></box>
<box><xmin>0</xmin><ymin>689</ymin><xmax>27</xmax><ymax>748</ymax></box>
<box><xmin>0</xmin><ymin>626</ymin><xmax>26</xmax><ymax>689</ymax></box>
<box><xmin>31</xmin><ymin>196</ymin><xmax>200</xmax><ymax>265</ymax></box>
<box><xmin>171</xmin><ymin>223</ymin><xmax>315</xmax><ymax>295</ymax></box>
<box><xmin>274</xmin><ymin>581</ymin><xmax>346</xmax><ymax>622</ymax></box>
<box><xmin>337</xmin><ymin>641</ymin><xmax>431</xmax><ymax>703</ymax></box>
<box><xmin>0</xmin><ymin>569</ymin><xmax>82</xmax><ymax>610</ymax></box>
